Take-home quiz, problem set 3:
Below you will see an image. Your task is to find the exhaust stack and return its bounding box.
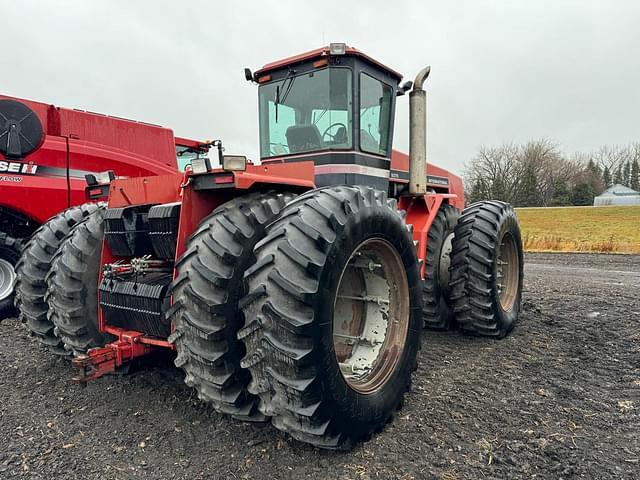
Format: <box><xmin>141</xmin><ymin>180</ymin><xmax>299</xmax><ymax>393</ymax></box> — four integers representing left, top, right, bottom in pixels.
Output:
<box><xmin>408</xmin><ymin>66</ymin><xmax>431</xmax><ymax>195</ymax></box>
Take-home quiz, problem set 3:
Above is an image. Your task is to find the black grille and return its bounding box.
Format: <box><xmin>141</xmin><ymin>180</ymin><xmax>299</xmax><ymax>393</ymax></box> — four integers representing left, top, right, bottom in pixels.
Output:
<box><xmin>148</xmin><ymin>202</ymin><xmax>181</xmax><ymax>261</ymax></box>
<box><xmin>103</xmin><ymin>205</ymin><xmax>154</xmax><ymax>257</ymax></box>
<box><xmin>99</xmin><ymin>272</ymin><xmax>172</xmax><ymax>338</ymax></box>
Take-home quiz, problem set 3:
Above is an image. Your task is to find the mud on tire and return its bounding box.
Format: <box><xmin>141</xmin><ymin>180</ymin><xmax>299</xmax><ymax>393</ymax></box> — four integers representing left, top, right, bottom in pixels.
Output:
<box><xmin>422</xmin><ymin>204</ymin><xmax>460</xmax><ymax>330</ymax></box>
<box><xmin>14</xmin><ymin>204</ymin><xmax>101</xmax><ymax>354</ymax></box>
<box><xmin>239</xmin><ymin>186</ymin><xmax>422</xmax><ymax>450</ymax></box>
<box><xmin>168</xmin><ymin>192</ymin><xmax>294</xmax><ymax>421</ymax></box>
<box><xmin>449</xmin><ymin>200</ymin><xmax>523</xmax><ymax>338</ymax></box>
<box><xmin>0</xmin><ymin>232</ymin><xmax>24</xmax><ymax>320</ymax></box>
<box><xmin>46</xmin><ymin>205</ymin><xmax>112</xmax><ymax>356</ymax></box>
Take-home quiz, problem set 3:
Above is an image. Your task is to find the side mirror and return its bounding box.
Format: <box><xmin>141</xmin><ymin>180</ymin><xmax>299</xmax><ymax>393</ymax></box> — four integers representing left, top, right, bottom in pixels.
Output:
<box><xmin>397</xmin><ymin>81</ymin><xmax>413</xmax><ymax>96</ymax></box>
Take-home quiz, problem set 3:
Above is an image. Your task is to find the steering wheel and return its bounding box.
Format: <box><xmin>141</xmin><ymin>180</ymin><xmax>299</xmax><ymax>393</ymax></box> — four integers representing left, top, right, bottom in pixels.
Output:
<box><xmin>322</xmin><ymin>122</ymin><xmax>347</xmax><ymax>141</ymax></box>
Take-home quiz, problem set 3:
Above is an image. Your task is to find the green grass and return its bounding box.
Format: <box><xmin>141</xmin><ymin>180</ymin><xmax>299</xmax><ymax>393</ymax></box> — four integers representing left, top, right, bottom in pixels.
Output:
<box><xmin>515</xmin><ymin>205</ymin><xmax>640</xmax><ymax>254</ymax></box>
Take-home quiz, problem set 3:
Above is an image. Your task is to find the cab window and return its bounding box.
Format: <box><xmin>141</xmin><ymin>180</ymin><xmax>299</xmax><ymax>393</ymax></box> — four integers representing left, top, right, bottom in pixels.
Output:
<box><xmin>176</xmin><ymin>146</ymin><xmax>201</xmax><ymax>171</ymax></box>
<box><xmin>359</xmin><ymin>73</ymin><xmax>393</xmax><ymax>156</ymax></box>
<box><xmin>259</xmin><ymin>68</ymin><xmax>352</xmax><ymax>158</ymax></box>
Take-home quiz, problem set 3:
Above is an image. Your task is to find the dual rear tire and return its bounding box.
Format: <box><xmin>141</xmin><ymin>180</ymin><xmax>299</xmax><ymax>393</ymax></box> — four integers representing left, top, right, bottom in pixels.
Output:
<box><xmin>423</xmin><ymin>200</ymin><xmax>523</xmax><ymax>338</ymax></box>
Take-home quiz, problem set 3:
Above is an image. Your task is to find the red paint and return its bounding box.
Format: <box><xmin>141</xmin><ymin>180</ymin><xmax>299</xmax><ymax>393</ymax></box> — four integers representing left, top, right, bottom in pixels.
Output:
<box><xmin>214</xmin><ymin>175</ymin><xmax>234</xmax><ymax>184</ymax></box>
<box><xmin>390</xmin><ymin>150</ymin><xmax>465</xmax><ymax>211</ymax></box>
<box><xmin>0</xmin><ymin>93</ymin><xmax>202</xmax><ymax>226</ymax></box>
<box><xmin>399</xmin><ymin>193</ymin><xmax>460</xmax><ymax>279</ymax></box>
<box><xmin>71</xmin><ymin>331</ymin><xmax>156</xmax><ymax>384</ymax></box>
<box><xmin>256</xmin><ymin>45</ymin><xmax>403</xmax><ymax>81</ymax></box>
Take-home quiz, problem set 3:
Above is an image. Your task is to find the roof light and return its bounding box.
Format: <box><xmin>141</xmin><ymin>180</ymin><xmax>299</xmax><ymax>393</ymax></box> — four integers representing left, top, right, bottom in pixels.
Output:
<box><xmin>223</xmin><ymin>155</ymin><xmax>247</xmax><ymax>172</ymax></box>
<box><xmin>329</xmin><ymin>43</ymin><xmax>347</xmax><ymax>55</ymax></box>
<box><xmin>191</xmin><ymin>157</ymin><xmax>211</xmax><ymax>175</ymax></box>
<box><xmin>313</xmin><ymin>58</ymin><xmax>329</xmax><ymax>68</ymax></box>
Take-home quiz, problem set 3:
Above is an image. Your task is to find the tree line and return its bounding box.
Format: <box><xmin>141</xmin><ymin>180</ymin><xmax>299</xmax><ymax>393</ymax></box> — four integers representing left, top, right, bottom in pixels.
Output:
<box><xmin>464</xmin><ymin>139</ymin><xmax>640</xmax><ymax>207</ymax></box>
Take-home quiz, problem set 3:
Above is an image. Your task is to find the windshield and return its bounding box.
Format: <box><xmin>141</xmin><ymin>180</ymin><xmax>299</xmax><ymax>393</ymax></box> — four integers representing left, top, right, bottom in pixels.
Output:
<box><xmin>259</xmin><ymin>68</ymin><xmax>352</xmax><ymax>158</ymax></box>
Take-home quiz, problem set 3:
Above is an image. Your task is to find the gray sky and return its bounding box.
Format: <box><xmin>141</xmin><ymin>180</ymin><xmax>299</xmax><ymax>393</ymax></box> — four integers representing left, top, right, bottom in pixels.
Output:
<box><xmin>2</xmin><ymin>0</ymin><xmax>639</xmax><ymax>173</ymax></box>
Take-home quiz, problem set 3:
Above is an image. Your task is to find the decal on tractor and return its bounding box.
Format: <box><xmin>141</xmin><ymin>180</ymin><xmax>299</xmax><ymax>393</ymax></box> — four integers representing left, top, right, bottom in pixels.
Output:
<box><xmin>0</xmin><ymin>161</ymin><xmax>38</xmax><ymax>175</ymax></box>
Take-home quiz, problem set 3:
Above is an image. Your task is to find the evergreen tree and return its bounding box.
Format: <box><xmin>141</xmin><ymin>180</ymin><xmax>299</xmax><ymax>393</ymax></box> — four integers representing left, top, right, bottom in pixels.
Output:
<box><xmin>550</xmin><ymin>180</ymin><xmax>571</xmax><ymax>206</ymax></box>
<box><xmin>587</xmin><ymin>159</ymin><xmax>602</xmax><ymax>178</ymax></box>
<box><xmin>614</xmin><ymin>165</ymin><xmax>623</xmax><ymax>185</ymax></box>
<box><xmin>467</xmin><ymin>177</ymin><xmax>486</xmax><ymax>204</ymax></box>
<box><xmin>602</xmin><ymin>166</ymin><xmax>612</xmax><ymax>188</ymax></box>
<box><xmin>631</xmin><ymin>159</ymin><xmax>640</xmax><ymax>191</ymax></box>
<box><xmin>571</xmin><ymin>183</ymin><xmax>595</xmax><ymax>206</ymax></box>
<box><xmin>623</xmin><ymin>161</ymin><xmax>631</xmax><ymax>187</ymax></box>
<box><xmin>491</xmin><ymin>176</ymin><xmax>509</xmax><ymax>202</ymax></box>
<box><xmin>516</xmin><ymin>162</ymin><xmax>543</xmax><ymax>207</ymax></box>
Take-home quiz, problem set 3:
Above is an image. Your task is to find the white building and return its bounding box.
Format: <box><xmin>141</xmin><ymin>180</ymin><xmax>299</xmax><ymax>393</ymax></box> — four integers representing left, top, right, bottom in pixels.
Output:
<box><xmin>594</xmin><ymin>184</ymin><xmax>640</xmax><ymax>206</ymax></box>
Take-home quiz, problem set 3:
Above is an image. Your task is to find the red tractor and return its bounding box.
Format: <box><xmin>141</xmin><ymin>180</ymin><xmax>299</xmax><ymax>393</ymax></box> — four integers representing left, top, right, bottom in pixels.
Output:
<box><xmin>17</xmin><ymin>44</ymin><xmax>523</xmax><ymax>450</ymax></box>
<box><xmin>0</xmin><ymin>93</ymin><xmax>204</xmax><ymax>325</ymax></box>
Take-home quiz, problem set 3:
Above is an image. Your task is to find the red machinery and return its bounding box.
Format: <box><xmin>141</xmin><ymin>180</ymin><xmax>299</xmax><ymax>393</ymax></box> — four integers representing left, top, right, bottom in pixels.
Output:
<box><xmin>19</xmin><ymin>44</ymin><xmax>523</xmax><ymax>450</ymax></box>
<box><xmin>1</xmin><ymin>94</ymin><xmax>203</xmax><ymax>322</ymax></box>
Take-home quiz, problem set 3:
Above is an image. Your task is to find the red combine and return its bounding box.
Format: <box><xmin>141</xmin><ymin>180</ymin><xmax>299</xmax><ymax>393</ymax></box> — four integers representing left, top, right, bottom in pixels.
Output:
<box><xmin>0</xmin><ymin>94</ymin><xmax>204</xmax><ymax>322</ymax></box>
<box><xmin>16</xmin><ymin>44</ymin><xmax>523</xmax><ymax>450</ymax></box>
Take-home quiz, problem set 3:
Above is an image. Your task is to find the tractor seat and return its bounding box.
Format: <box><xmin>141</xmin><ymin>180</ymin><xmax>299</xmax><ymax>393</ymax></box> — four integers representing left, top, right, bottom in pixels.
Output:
<box><xmin>286</xmin><ymin>124</ymin><xmax>323</xmax><ymax>153</ymax></box>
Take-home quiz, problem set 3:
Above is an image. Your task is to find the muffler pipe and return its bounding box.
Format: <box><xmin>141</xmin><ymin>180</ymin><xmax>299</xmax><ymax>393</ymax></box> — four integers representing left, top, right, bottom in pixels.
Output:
<box><xmin>409</xmin><ymin>66</ymin><xmax>431</xmax><ymax>195</ymax></box>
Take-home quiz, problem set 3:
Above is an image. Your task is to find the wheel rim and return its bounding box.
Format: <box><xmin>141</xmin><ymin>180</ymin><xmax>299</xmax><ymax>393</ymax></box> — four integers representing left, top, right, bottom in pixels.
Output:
<box><xmin>497</xmin><ymin>232</ymin><xmax>519</xmax><ymax>312</ymax></box>
<box><xmin>438</xmin><ymin>232</ymin><xmax>454</xmax><ymax>294</ymax></box>
<box><xmin>332</xmin><ymin>238</ymin><xmax>410</xmax><ymax>395</ymax></box>
<box><xmin>0</xmin><ymin>258</ymin><xmax>16</xmax><ymax>302</ymax></box>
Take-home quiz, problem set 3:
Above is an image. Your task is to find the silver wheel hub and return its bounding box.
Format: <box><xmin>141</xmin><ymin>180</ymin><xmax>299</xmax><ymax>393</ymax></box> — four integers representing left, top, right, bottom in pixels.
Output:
<box><xmin>0</xmin><ymin>258</ymin><xmax>16</xmax><ymax>302</ymax></box>
<box><xmin>438</xmin><ymin>232</ymin><xmax>454</xmax><ymax>291</ymax></box>
<box><xmin>332</xmin><ymin>238</ymin><xmax>410</xmax><ymax>395</ymax></box>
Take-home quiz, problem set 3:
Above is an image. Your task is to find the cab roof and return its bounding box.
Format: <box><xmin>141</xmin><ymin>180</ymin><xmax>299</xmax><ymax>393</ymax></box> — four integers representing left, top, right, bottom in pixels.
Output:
<box><xmin>255</xmin><ymin>45</ymin><xmax>403</xmax><ymax>81</ymax></box>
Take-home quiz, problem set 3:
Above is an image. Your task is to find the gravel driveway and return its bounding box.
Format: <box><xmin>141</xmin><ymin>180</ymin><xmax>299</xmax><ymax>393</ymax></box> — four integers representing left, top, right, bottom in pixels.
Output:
<box><xmin>1</xmin><ymin>253</ymin><xmax>638</xmax><ymax>479</ymax></box>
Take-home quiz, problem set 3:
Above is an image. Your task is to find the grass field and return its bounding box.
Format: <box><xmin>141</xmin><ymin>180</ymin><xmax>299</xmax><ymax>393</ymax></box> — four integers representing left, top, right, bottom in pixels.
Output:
<box><xmin>515</xmin><ymin>205</ymin><xmax>640</xmax><ymax>254</ymax></box>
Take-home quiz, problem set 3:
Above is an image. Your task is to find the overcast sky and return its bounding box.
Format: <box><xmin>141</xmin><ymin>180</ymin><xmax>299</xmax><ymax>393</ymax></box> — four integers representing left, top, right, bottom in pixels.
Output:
<box><xmin>2</xmin><ymin>0</ymin><xmax>639</xmax><ymax>173</ymax></box>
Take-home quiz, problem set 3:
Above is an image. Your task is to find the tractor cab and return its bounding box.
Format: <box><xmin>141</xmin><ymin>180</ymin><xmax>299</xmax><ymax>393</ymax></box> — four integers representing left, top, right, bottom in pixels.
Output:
<box><xmin>249</xmin><ymin>43</ymin><xmax>403</xmax><ymax>190</ymax></box>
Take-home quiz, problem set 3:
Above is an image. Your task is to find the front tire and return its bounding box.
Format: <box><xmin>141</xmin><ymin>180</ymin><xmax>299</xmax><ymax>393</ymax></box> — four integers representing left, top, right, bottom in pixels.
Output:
<box><xmin>449</xmin><ymin>201</ymin><xmax>523</xmax><ymax>338</ymax></box>
<box><xmin>240</xmin><ymin>186</ymin><xmax>422</xmax><ymax>450</ymax></box>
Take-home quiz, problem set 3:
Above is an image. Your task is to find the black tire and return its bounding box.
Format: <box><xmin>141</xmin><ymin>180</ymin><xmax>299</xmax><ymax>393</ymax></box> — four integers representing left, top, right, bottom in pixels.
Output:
<box><xmin>239</xmin><ymin>186</ymin><xmax>422</xmax><ymax>450</ymax></box>
<box><xmin>449</xmin><ymin>201</ymin><xmax>523</xmax><ymax>338</ymax></box>
<box><xmin>46</xmin><ymin>205</ymin><xmax>112</xmax><ymax>356</ymax></box>
<box><xmin>0</xmin><ymin>232</ymin><xmax>24</xmax><ymax>320</ymax></box>
<box><xmin>422</xmin><ymin>204</ymin><xmax>460</xmax><ymax>330</ymax></box>
<box><xmin>169</xmin><ymin>192</ymin><xmax>295</xmax><ymax>421</ymax></box>
<box><xmin>14</xmin><ymin>204</ymin><xmax>101</xmax><ymax>354</ymax></box>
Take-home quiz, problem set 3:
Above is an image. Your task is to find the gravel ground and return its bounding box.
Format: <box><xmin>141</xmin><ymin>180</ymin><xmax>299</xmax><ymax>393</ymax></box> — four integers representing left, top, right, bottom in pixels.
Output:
<box><xmin>1</xmin><ymin>252</ymin><xmax>639</xmax><ymax>479</ymax></box>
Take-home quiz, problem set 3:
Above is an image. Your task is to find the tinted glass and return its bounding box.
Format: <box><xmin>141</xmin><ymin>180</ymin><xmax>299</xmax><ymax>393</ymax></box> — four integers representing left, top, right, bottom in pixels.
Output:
<box><xmin>359</xmin><ymin>73</ymin><xmax>393</xmax><ymax>156</ymax></box>
<box><xmin>259</xmin><ymin>68</ymin><xmax>352</xmax><ymax>158</ymax></box>
<box><xmin>176</xmin><ymin>146</ymin><xmax>203</xmax><ymax>171</ymax></box>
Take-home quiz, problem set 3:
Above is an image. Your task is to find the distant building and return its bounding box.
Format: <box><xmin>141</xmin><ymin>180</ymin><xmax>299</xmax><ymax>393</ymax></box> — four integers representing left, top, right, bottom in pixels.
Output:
<box><xmin>594</xmin><ymin>184</ymin><xmax>640</xmax><ymax>206</ymax></box>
